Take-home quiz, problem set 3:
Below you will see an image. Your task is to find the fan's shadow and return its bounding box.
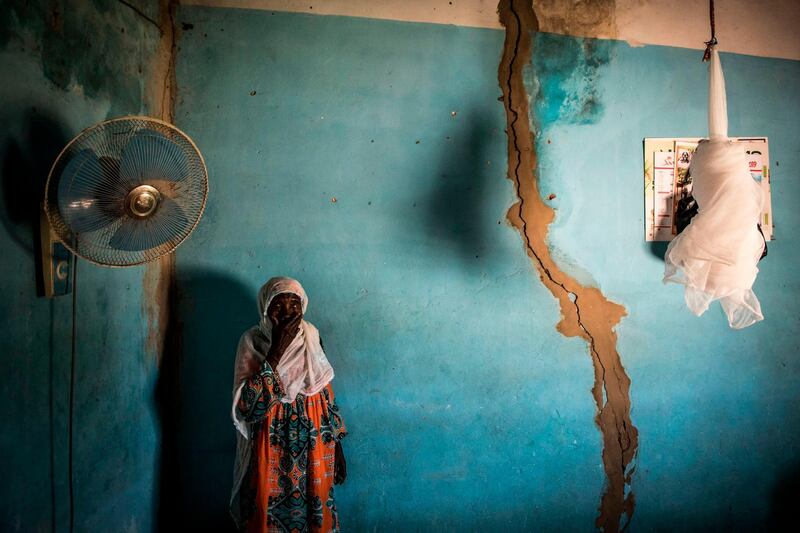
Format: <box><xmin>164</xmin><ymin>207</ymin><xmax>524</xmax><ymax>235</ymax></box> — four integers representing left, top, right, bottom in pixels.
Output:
<box><xmin>0</xmin><ymin>109</ymin><xmax>70</xmax><ymax>294</ymax></box>
<box><xmin>768</xmin><ymin>460</ymin><xmax>800</xmax><ymax>530</ymax></box>
<box><xmin>419</xmin><ymin>109</ymin><xmax>507</xmax><ymax>270</ymax></box>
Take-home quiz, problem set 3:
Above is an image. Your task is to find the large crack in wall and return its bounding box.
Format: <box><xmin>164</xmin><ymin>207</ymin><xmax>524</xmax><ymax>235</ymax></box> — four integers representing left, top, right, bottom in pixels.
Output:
<box><xmin>496</xmin><ymin>1</ymin><xmax>638</xmax><ymax>531</ymax></box>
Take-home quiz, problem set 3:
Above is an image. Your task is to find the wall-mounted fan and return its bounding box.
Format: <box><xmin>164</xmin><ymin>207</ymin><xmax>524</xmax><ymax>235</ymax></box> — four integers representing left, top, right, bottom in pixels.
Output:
<box><xmin>43</xmin><ymin>116</ymin><xmax>208</xmax><ymax>282</ymax></box>
<box><xmin>40</xmin><ymin>116</ymin><xmax>208</xmax><ymax>532</ymax></box>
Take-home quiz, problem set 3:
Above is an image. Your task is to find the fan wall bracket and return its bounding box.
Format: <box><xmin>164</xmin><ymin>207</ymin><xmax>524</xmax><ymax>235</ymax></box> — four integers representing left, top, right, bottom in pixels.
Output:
<box><xmin>40</xmin><ymin>204</ymin><xmax>72</xmax><ymax>298</ymax></box>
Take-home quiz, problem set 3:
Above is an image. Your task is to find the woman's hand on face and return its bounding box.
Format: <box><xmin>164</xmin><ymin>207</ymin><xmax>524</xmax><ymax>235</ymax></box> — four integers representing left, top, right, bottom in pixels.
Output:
<box><xmin>269</xmin><ymin>314</ymin><xmax>302</xmax><ymax>359</ymax></box>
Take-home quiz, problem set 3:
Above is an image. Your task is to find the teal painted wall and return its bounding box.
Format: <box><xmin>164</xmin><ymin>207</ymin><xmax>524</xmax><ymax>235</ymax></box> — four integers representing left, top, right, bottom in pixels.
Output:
<box><xmin>171</xmin><ymin>6</ymin><xmax>800</xmax><ymax>531</ymax></box>
<box><xmin>0</xmin><ymin>1</ymin><xmax>162</xmax><ymax>531</ymax></box>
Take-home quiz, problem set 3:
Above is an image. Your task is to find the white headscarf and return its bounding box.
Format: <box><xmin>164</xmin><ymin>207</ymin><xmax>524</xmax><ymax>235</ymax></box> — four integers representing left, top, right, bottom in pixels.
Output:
<box><xmin>230</xmin><ymin>277</ymin><xmax>334</xmax><ymax>526</ymax></box>
<box><xmin>663</xmin><ymin>46</ymin><xmax>765</xmax><ymax>329</ymax></box>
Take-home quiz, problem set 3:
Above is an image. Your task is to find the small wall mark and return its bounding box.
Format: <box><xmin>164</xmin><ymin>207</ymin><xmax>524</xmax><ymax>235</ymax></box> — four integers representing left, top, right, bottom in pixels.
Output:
<box><xmin>497</xmin><ymin>1</ymin><xmax>638</xmax><ymax>531</ymax></box>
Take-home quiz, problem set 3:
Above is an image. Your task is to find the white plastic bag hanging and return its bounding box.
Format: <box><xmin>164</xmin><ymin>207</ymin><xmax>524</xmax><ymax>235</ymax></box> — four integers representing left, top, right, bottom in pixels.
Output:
<box><xmin>663</xmin><ymin>46</ymin><xmax>765</xmax><ymax>329</ymax></box>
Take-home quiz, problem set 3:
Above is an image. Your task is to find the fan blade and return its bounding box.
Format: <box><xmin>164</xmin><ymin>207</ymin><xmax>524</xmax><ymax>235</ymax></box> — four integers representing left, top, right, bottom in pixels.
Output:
<box><xmin>107</xmin><ymin>218</ymin><xmax>148</xmax><ymax>252</ymax></box>
<box><xmin>119</xmin><ymin>128</ymin><xmax>189</xmax><ymax>186</ymax></box>
<box><xmin>108</xmin><ymin>196</ymin><xmax>189</xmax><ymax>252</ymax></box>
<box><xmin>57</xmin><ymin>149</ymin><xmax>120</xmax><ymax>233</ymax></box>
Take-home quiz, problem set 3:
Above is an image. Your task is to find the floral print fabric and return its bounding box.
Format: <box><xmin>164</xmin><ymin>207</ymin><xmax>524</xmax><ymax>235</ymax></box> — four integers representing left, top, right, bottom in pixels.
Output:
<box><xmin>237</xmin><ymin>364</ymin><xmax>346</xmax><ymax>533</ymax></box>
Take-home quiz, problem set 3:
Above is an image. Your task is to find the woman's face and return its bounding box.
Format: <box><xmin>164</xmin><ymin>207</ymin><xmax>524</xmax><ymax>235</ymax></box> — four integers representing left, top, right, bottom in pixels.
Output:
<box><xmin>267</xmin><ymin>293</ymin><xmax>303</xmax><ymax>326</ymax></box>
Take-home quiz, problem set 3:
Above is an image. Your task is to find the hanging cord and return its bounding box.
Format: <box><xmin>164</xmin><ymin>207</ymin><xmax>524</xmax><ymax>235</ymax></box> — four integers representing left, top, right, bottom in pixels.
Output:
<box><xmin>702</xmin><ymin>0</ymin><xmax>717</xmax><ymax>61</ymax></box>
<box><xmin>68</xmin><ymin>244</ymin><xmax>78</xmax><ymax>533</ymax></box>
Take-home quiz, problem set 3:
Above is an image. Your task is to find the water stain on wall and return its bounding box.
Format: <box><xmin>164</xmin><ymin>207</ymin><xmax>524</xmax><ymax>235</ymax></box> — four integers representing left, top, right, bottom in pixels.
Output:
<box><xmin>534</xmin><ymin>33</ymin><xmax>615</xmax><ymax>125</ymax></box>
<box><xmin>535</xmin><ymin>0</ymin><xmax>617</xmax><ymax>39</ymax></box>
<box><xmin>497</xmin><ymin>1</ymin><xmax>637</xmax><ymax>531</ymax></box>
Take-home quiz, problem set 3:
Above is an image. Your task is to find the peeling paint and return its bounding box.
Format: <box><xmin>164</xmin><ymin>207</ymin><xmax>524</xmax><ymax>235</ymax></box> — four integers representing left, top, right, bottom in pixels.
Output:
<box><xmin>535</xmin><ymin>0</ymin><xmax>616</xmax><ymax>39</ymax></box>
<box><xmin>497</xmin><ymin>1</ymin><xmax>638</xmax><ymax>531</ymax></box>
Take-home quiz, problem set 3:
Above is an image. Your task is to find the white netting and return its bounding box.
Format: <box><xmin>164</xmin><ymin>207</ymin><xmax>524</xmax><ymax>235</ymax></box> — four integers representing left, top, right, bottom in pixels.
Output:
<box><xmin>663</xmin><ymin>47</ymin><xmax>765</xmax><ymax>329</ymax></box>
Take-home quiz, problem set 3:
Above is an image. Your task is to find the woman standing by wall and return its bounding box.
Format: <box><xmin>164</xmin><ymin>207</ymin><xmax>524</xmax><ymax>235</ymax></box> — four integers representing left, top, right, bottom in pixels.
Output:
<box><xmin>231</xmin><ymin>277</ymin><xmax>347</xmax><ymax>532</ymax></box>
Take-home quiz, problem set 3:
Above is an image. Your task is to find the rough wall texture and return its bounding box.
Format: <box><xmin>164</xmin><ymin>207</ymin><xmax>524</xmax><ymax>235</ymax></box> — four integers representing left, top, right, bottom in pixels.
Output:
<box><xmin>534</xmin><ymin>0</ymin><xmax>616</xmax><ymax>39</ymax></box>
<box><xmin>0</xmin><ymin>1</ymin><xmax>162</xmax><ymax>531</ymax></box>
<box><xmin>169</xmin><ymin>3</ymin><xmax>800</xmax><ymax>532</ymax></box>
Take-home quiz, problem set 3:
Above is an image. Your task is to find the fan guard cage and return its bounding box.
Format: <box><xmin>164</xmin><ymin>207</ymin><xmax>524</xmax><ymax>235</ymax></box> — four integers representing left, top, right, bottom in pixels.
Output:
<box><xmin>45</xmin><ymin>116</ymin><xmax>208</xmax><ymax>267</ymax></box>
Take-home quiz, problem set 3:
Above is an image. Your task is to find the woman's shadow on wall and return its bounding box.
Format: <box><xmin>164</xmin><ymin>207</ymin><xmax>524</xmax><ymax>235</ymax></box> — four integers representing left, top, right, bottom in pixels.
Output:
<box><xmin>156</xmin><ymin>268</ymin><xmax>252</xmax><ymax>532</ymax></box>
<box><xmin>768</xmin><ymin>461</ymin><xmax>800</xmax><ymax>531</ymax></box>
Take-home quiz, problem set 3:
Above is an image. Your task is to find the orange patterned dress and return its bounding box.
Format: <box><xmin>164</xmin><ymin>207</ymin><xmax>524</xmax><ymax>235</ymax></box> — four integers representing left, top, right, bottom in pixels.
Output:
<box><xmin>236</xmin><ymin>365</ymin><xmax>347</xmax><ymax>533</ymax></box>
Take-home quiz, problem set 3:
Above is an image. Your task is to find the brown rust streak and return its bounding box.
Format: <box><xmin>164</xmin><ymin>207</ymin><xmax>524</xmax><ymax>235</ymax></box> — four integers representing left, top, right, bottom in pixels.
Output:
<box><xmin>144</xmin><ymin>0</ymin><xmax>179</xmax><ymax>359</ymax></box>
<box><xmin>143</xmin><ymin>2</ymin><xmax>182</xmax><ymax>525</ymax></box>
<box><xmin>497</xmin><ymin>1</ymin><xmax>638</xmax><ymax>531</ymax></box>
<box><xmin>147</xmin><ymin>0</ymin><xmax>178</xmax><ymax>124</ymax></box>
